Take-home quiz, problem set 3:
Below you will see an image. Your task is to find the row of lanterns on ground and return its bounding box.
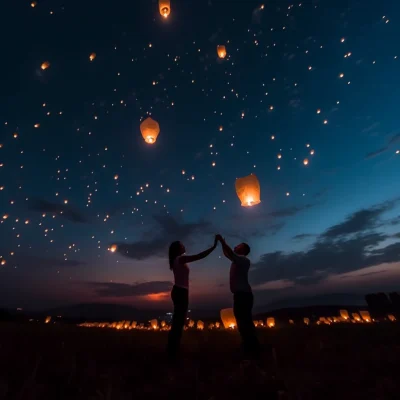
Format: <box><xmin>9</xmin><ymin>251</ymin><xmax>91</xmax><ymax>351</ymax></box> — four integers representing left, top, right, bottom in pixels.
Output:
<box><xmin>49</xmin><ymin>308</ymin><xmax>397</xmax><ymax>331</ymax></box>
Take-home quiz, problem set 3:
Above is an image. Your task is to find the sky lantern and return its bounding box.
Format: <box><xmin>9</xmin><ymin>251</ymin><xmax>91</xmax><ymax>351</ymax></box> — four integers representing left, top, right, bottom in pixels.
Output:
<box><xmin>303</xmin><ymin>158</ymin><xmax>309</xmax><ymax>166</ymax></box>
<box><xmin>303</xmin><ymin>317</ymin><xmax>310</xmax><ymax>325</ymax></box>
<box><xmin>89</xmin><ymin>53</ymin><xmax>96</xmax><ymax>61</ymax></box>
<box><xmin>150</xmin><ymin>319</ymin><xmax>158</xmax><ymax>329</ymax></box>
<box><xmin>220</xmin><ymin>308</ymin><xmax>236</xmax><ymax>329</ymax></box>
<box><xmin>131</xmin><ymin>321</ymin><xmax>137</xmax><ymax>328</ymax></box>
<box><xmin>140</xmin><ymin>117</ymin><xmax>160</xmax><ymax>144</ymax></box>
<box><xmin>109</xmin><ymin>244</ymin><xmax>117</xmax><ymax>253</ymax></box>
<box><xmin>41</xmin><ymin>61</ymin><xmax>50</xmax><ymax>70</ymax></box>
<box><xmin>235</xmin><ymin>174</ymin><xmax>261</xmax><ymax>207</ymax></box>
<box><xmin>31</xmin><ymin>1</ymin><xmax>37</xmax><ymax>7</ymax></box>
<box><xmin>267</xmin><ymin>317</ymin><xmax>275</xmax><ymax>328</ymax></box>
<box><xmin>217</xmin><ymin>45</ymin><xmax>227</xmax><ymax>59</ymax></box>
<box><xmin>340</xmin><ymin>309</ymin><xmax>349</xmax><ymax>320</ymax></box>
<box><xmin>388</xmin><ymin>314</ymin><xmax>396</xmax><ymax>322</ymax></box>
<box><xmin>197</xmin><ymin>320</ymin><xmax>204</xmax><ymax>330</ymax></box>
<box><xmin>360</xmin><ymin>310</ymin><xmax>371</xmax><ymax>322</ymax></box>
<box><xmin>352</xmin><ymin>313</ymin><xmax>361</xmax><ymax>322</ymax></box>
<box><xmin>45</xmin><ymin>316</ymin><xmax>51</xmax><ymax>324</ymax></box>
<box><xmin>159</xmin><ymin>0</ymin><xmax>171</xmax><ymax>18</ymax></box>
<box><xmin>188</xmin><ymin>319</ymin><xmax>195</xmax><ymax>328</ymax></box>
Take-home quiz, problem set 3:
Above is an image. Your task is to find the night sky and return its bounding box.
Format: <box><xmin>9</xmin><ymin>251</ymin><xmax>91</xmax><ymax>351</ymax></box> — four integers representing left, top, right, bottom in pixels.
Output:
<box><xmin>1</xmin><ymin>0</ymin><xmax>399</xmax><ymax>311</ymax></box>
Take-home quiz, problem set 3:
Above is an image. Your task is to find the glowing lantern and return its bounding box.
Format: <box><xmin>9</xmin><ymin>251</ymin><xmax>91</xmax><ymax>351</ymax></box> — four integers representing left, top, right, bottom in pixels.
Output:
<box><xmin>161</xmin><ymin>320</ymin><xmax>166</xmax><ymax>328</ymax></box>
<box><xmin>388</xmin><ymin>314</ymin><xmax>396</xmax><ymax>322</ymax></box>
<box><xmin>303</xmin><ymin>158</ymin><xmax>309</xmax><ymax>166</ymax></box>
<box><xmin>217</xmin><ymin>45</ymin><xmax>227</xmax><ymax>59</ymax></box>
<box><xmin>41</xmin><ymin>61</ymin><xmax>50</xmax><ymax>70</ymax></box>
<box><xmin>289</xmin><ymin>319</ymin><xmax>294</xmax><ymax>325</ymax></box>
<box><xmin>267</xmin><ymin>317</ymin><xmax>275</xmax><ymax>328</ymax></box>
<box><xmin>109</xmin><ymin>244</ymin><xmax>117</xmax><ymax>253</ymax></box>
<box><xmin>45</xmin><ymin>316</ymin><xmax>51</xmax><ymax>324</ymax></box>
<box><xmin>340</xmin><ymin>309</ymin><xmax>349</xmax><ymax>320</ymax></box>
<box><xmin>258</xmin><ymin>320</ymin><xmax>264</xmax><ymax>327</ymax></box>
<box><xmin>235</xmin><ymin>174</ymin><xmax>261</xmax><ymax>207</ymax></box>
<box><xmin>197</xmin><ymin>320</ymin><xmax>204</xmax><ymax>330</ymax></box>
<box><xmin>208</xmin><ymin>323</ymin><xmax>215</xmax><ymax>329</ymax></box>
<box><xmin>220</xmin><ymin>308</ymin><xmax>237</xmax><ymax>329</ymax></box>
<box><xmin>0</xmin><ymin>260</ymin><xmax>6</xmax><ymax>266</ymax></box>
<box><xmin>131</xmin><ymin>321</ymin><xmax>137</xmax><ymax>328</ymax></box>
<box><xmin>140</xmin><ymin>117</ymin><xmax>160</xmax><ymax>144</ymax></box>
<box><xmin>89</xmin><ymin>53</ymin><xmax>96</xmax><ymax>61</ymax></box>
<box><xmin>31</xmin><ymin>1</ymin><xmax>37</xmax><ymax>7</ymax></box>
<box><xmin>188</xmin><ymin>319</ymin><xmax>195</xmax><ymax>328</ymax></box>
<box><xmin>159</xmin><ymin>0</ymin><xmax>171</xmax><ymax>18</ymax></box>
<box><xmin>352</xmin><ymin>313</ymin><xmax>361</xmax><ymax>322</ymax></box>
<box><xmin>360</xmin><ymin>311</ymin><xmax>371</xmax><ymax>322</ymax></box>
<box><xmin>150</xmin><ymin>319</ymin><xmax>158</xmax><ymax>329</ymax></box>
<box><xmin>253</xmin><ymin>320</ymin><xmax>259</xmax><ymax>327</ymax></box>
<box><xmin>303</xmin><ymin>318</ymin><xmax>310</xmax><ymax>325</ymax></box>
<box><xmin>124</xmin><ymin>321</ymin><xmax>131</xmax><ymax>329</ymax></box>
<box><xmin>215</xmin><ymin>321</ymin><xmax>220</xmax><ymax>328</ymax></box>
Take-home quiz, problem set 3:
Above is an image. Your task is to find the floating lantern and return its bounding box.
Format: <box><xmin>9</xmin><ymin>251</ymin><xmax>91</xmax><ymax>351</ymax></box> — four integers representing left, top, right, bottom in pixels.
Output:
<box><xmin>217</xmin><ymin>45</ymin><xmax>227</xmax><ymax>59</ymax></box>
<box><xmin>197</xmin><ymin>320</ymin><xmax>204</xmax><ymax>330</ymax></box>
<box><xmin>360</xmin><ymin>311</ymin><xmax>371</xmax><ymax>322</ymax></box>
<box><xmin>340</xmin><ymin>309</ymin><xmax>349</xmax><ymax>320</ymax></box>
<box><xmin>215</xmin><ymin>321</ymin><xmax>220</xmax><ymax>329</ymax></box>
<box><xmin>89</xmin><ymin>53</ymin><xmax>96</xmax><ymax>61</ymax></box>
<box><xmin>131</xmin><ymin>321</ymin><xmax>137</xmax><ymax>328</ymax></box>
<box><xmin>388</xmin><ymin>314</ymin><xmax>396</xmax><ymax>322</ymax></box>
<box><xmin>159</xmin><ymin>0</ymin><xmax>171</xmax><ymax>18</ymax></box>
<box><xmin>109</xmin><ymin>244</ymin><xmax>117</xmax><ymax>253</ymax></box>
<box><xmin>303</xmin><ymin>158</ymin><xmax>309</xmax><ymax>166</ymax></box>
<box><xmin>267</xmin><ymin>317</ymin><xmax>275</xmax><ymax>328</ymax></box>
<box><xmin>188</xmin><ymin>319</ymin><xmax>195</xmax><ymax>328</ymax></box>
<box><xmin>45</xmin><ymin>316</ymin><xmax>51</xmax><ymax>324</ymax></box>
<box><xmin>220</xmin><ymin>308</ymin><xmax>237</xmax><ymax>329</ymax></box>
<box><xmin>289</xmin><ymin>319</ymin><xmax>294</xmax><ymax>325</ymax></box>
<box><xmin>140</xmin><ymin>117</ymin><xmax>160</xmax><ymax>144</ymax></box>
<box><xmin>352</xmin><ymin>313</ymin><xmax>361</xmax><ymax>322</ymax></box>
<box><xmin>150</xmin><ymin>319</ymin><xmax>158</xmax><ymax>329</ymax></box>
<box><xmin>161</xmin><ymin>320</ymin><xmax>166</xmax><ymax>328</ymax></box>
<box><xmin>235</xmin><ymin>174</ymin><xmax>261</xmax><ymax>207</ymax></box>
<box><xmin>41</xmin><ymin>61</ymin><xmax>50</xmax><ymax>70</ymax></box>
<box><xmin>31</xmin><ymin>1</ymin><xmax>37</xmax><ymax>7</ymax></box>
<box><xmin>124</xmin><ymin>321</ymin><xmax>131</xmax><ymax>329</ymax></box>
<box><xmin>303</xmin><ymin>317</ymin><xmax>310</xmax><ymax>325</ymax></box>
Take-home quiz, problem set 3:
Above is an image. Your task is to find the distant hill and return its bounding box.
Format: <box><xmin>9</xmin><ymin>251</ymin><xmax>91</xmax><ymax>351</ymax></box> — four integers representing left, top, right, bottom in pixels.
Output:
<box><xmin>45</xmin><ymin>303</ymin><xmax>169</xmax><ymax>322</ymax></box>
<box><xmin>254</xmin><ymin>293</ymin><xmax>366</xmax><ymax>314</ymax></box>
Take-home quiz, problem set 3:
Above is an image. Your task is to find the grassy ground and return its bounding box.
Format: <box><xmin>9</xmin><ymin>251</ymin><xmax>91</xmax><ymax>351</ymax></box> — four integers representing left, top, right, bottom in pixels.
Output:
<box><xmin>1</xmin><ymin>322</ymin><xmax>400</xmax><ymax>399</ymax></box>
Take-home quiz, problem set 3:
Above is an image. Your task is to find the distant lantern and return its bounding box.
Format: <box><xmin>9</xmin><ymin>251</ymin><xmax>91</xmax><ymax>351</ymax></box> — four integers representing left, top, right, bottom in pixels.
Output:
<box><xmin>41</xmin><ymin>61</ymin><xmax>50</xmax><ymax>70</ymax></box>
<box><xmin>388</xmin><ymin>314</ymin><xmax>396</xmax><ymax>322</ymax></box>
<box><xmin>215</xmin><ymin>321</ymin><xmax>220</xmax><ymax>328</ymax></box>
<box><xmin>188</xmin><ymin>319</ymin><xmax>195</xmax><ymax>328</ymax></box>
<box><xmin>31</xmin><ymin>1</ymin><xmax>37</xmax><ymax>7</ymax></box>
<box><xmin>360</xmin><ymin>311</ymin><xmax>371</xmax><ymax>322</ymax></box>
<box><xmin>235</xmin><ymin>174</ymin><xmax>261</xmax><ymax>207</ymax></box>
<box><xmin>159</xmin><ymin>0</ymin><xmax>171</xmax><ymax>18</ymax></box>
<box><xmin>140</xmin><ymin>117</ymin><xmax>160</xmax><ymax>144</ymax></box>
<box><xmin>124</xmin><ymin>321</ymin><xmax>131</xmax><ymax>329</ymax></box>
<box><xmin>109</xmin><ymin>244</ymin><xmax>117</xmax><ymax>253</ymax></box>
<box><xmin>161</xmin><ymin>320</ymin><xmax>166</xmax><ymax>328</ymax></box>
<box><xmin>89</xmin><ymin>53</ymin><xmax>96</xmax><ymax>61</ymax></box>
<box><xmin>267</xmin><ymin>317</ymin><xmax>275</xmax><ymax>328</ymax></box>
<box><xmin>150</xmin><ymin>319</ymin><xmax>158</xmax><ymax>329</ymax></box>
<box><xmin>220</xmin><ymin>308</ymin><xmax>237</xmax><ymax>329</ymax></box>
<box><xmin>289</xmin><ymin>319</ymin><xmax>294</xmax><ymax>325</ymax></box>
<box><xmin>340</xmin><ymin>309</ymin><xmax>349</xmax><ymax>320</ymax></box>
<box><xmin>303</xmin><ymin>317</ymin><xmax>310</xmax><ymax>325</ymax></box>
<box><xmin>197</xmin><ymin>320</ymin><xmax>204</xmax><ymax>330</ymax></box>
<box><xmin>352</xmin><ymin>313</ymin><xmax>361</xmax><ymax>322</ymax></box>
<box><xmin>45</xmin><ymin>316</ymin><xmax>51</xmax><ymax>324</ymax></box>
<box><xmin>131</xmin><ymin>321</ymin><xmax>137</xmax><ymax>328</ymax></box>
<box><xmin>217</xmin><ymin>45</ymin><xmax>227</xmax><ymax>59</ymax></box>
<box><xmin>303</xmin><ymin>158</ymin><xmax>309</xmax><ymax>166</ymax></box>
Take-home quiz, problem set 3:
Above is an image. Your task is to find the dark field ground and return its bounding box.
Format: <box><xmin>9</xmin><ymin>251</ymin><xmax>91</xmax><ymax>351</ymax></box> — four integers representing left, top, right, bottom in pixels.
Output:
<box><xmin>1</xmin><ymin>322</ymin><xmax>400</xmax><ymax>399</ymax></box>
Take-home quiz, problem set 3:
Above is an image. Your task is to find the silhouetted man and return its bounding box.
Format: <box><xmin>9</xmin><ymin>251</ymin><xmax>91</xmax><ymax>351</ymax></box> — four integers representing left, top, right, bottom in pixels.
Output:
<box><xmin>216</xmin><ymin>234</ymin><xmax>261</xmax><ymax>360</ymax></box>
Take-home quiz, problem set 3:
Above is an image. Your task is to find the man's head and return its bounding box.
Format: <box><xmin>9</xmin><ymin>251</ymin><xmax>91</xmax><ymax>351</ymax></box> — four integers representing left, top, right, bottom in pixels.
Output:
<box><xmin>234</xmin><ymin>242</ymin><xmax>250</xmax><ymax>256</ymax></box>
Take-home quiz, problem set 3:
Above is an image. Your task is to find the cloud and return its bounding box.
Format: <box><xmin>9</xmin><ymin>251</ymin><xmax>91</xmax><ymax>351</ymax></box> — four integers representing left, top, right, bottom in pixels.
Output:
<box><xmin>365</xmin><ymin>133</ymin><xmax>400</xmax><ymax>159</ymax></box>
<box><xmin>251</xmin><ymin>198</ymin><xmax>400</xmax><ymax>288</ymax></box>
<box><xmin>115</xmin><ymin>214</ymin><xmax>212</xmax><ymax>260</ymax></box>
<box><xmin>29</xmin><ymin>199</ymin><xmax>87</xmax><ymax>223</ymax></box>
<box><xmin>87</xmin><ymin>281</ymin><xmax>172</xmax><ymax>298</ymax></box>
<box><xmin>321</xmin><ymin>199</ymin><xmax>398</xmax><ymax>239</ymax></box>
<box><xmin>292</xmin><ymin>233</ymin><xmax>316</xmax><ymax>241</ymax></box>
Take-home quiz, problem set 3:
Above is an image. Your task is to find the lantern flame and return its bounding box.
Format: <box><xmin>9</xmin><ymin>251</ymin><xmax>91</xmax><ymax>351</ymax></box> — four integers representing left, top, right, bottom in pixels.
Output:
<box><xmin>159</xmin><ymin>0</ymin><xmax>170</xmax><ymax>18</ymax></box>
<box><xmin>217</xmin><ymin>45</ymin><xmax>227</xmax><ymax>59</ymax></box>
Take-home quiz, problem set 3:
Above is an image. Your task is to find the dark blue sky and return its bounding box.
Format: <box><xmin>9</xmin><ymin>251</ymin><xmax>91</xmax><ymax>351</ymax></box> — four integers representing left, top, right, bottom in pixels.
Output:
<box><xmin>0</xmin><ymin>0</ymin><xmax>399</xmax><ymax>311</ymax></box>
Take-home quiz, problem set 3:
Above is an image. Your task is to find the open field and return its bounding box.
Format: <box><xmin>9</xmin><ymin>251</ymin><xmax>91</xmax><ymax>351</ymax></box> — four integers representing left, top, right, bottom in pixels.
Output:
<box><xmin>1</xmin><ymin>322</ymin><xmax>400</xmax><ymax>399</ymax></box>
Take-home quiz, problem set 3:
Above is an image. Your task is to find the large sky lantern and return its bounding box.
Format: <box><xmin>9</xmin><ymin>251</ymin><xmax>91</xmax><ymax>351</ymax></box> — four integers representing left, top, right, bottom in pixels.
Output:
<box><xmin>217</xmin><ymin>45</ymin><xmax>227</xmax><ymax>59</ymax></box>
<box><xmin>140</xmin><ymin>117</ymin><xmax>160</xmax><ymax>144</ymax></box>
<box><xmin>340</xmin><ymin>309</ymin><xmax>350</xmax><ymax>320</ymax></box>
<box><xmin>267</xmin><ymin>317</ymin><xmax>275</xmax><ymax>328</ymax></box>
<box><xmin>159</xmin><ymin>0</ymin><xmax>171</xmax><ymax>18</ymax></box>
<box><xmin>360</xmin><ymin>310</ymin><xmax>371</xmax><ymax>322</ymax></box>
<box><xmin>150</xmin><ymin>319</ymin><xmax>158</xmax><ymax>329</ymax></box>
<box><xmin>220</xmin><ymin>308</ymin><xmax>237</xmax><ymax>329</ymax></box>
<box><xmin>235</xmin><ymin>174</ymin><xmax>261</xmax><ymax>207</ymax></box>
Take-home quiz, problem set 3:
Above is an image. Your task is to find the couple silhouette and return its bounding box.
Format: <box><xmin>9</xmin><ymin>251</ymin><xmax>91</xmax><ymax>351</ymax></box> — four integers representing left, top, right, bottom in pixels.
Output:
<box><xmin>167</xmin><ymin>234</ymin><xmax>261</xmax><ymax>362</ymax></box>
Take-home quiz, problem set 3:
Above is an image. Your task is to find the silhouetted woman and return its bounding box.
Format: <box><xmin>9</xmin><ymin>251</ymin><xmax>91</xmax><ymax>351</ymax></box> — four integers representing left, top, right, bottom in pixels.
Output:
<box><xmin>167</xmin><ymin>237</ymin><xmax>217</xmax><ymax>361</ymax></box>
